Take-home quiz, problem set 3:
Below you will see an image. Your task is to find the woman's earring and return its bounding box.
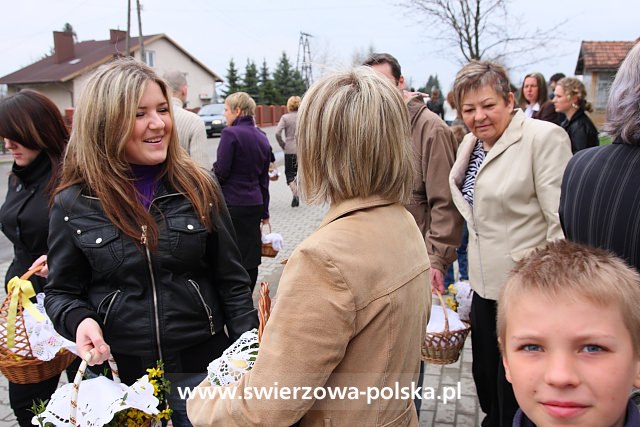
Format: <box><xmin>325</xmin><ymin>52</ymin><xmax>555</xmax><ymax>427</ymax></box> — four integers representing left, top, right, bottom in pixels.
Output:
<box><xmin>571</xmin><ymin>103</ymin><xmax>578</xmax><ymax>109</ymax></box>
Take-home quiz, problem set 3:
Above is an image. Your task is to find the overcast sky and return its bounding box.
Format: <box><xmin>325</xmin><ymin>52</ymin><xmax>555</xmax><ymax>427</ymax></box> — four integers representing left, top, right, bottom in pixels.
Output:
<box><xmin>0</xmin><ymin>0</ymin><xmax>637</xmax><ymax>94</ymax></box>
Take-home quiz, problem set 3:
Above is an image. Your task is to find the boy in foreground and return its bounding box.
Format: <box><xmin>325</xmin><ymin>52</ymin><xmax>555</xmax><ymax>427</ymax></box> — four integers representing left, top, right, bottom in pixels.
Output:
<box><xmin>497</xmin><ymin>240</ymin><xmax>640</xmax><ymax>427</ymax></box>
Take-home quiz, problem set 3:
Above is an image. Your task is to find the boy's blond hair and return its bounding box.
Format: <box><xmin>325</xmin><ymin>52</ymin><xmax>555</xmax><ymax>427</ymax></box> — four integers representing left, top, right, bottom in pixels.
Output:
<box><xmin>498</xmin><ymin>239</ymin><xmax>640</xmax><ymax>355</ymax></box>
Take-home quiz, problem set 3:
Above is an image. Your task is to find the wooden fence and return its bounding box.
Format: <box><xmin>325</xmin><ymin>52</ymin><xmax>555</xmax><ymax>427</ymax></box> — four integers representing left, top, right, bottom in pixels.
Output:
<box><xmin>63</xmin><ymin>105</ymin><xmax>287</xmax><ymax>128</ymax></box>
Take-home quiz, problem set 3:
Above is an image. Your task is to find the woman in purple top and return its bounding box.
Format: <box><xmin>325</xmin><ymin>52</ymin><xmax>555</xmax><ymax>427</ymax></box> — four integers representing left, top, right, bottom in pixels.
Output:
<box><xmin>215</xmin><ymin>92</ymin><xmax>271</xmax><ymax>292</ymax></box>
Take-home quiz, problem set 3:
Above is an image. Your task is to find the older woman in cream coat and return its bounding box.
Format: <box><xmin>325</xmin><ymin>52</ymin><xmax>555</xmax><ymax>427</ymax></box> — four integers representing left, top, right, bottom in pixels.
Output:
<box><xmin>448</xmin><ymin>60</ymin><xmax>571</xmax><ymax>427</ymax></box>
<box><xmin>188</xmin><ymin>68</ymin><xmax>431</xmax><ymax>426</ymax></box>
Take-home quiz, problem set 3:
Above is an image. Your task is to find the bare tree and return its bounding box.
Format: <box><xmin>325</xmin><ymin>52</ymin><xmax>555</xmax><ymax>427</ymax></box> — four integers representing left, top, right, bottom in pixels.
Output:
<box><xmin>400</xmin><ymin>0</ymin><xmax>565</xmax><ymax>68</ymax></box>
<box><xmin>350</xmin><ymin>44</ymin><xmax>377</xmax><ymax>67</ymax></box>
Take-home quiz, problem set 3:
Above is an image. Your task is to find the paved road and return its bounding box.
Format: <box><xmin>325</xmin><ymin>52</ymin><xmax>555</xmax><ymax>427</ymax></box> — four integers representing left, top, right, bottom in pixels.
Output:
<box><xmin>0</xmin><ymin>128</ymin><xmax>482</xmax><ymax>426</ymax></box>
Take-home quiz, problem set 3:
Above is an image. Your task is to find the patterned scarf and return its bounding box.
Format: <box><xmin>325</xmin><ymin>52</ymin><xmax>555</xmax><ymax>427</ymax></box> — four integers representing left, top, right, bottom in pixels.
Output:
<box><xmin>460</xmin><ymin>139</ymin><xmax>486</xmax><ymax>207</ymax></box>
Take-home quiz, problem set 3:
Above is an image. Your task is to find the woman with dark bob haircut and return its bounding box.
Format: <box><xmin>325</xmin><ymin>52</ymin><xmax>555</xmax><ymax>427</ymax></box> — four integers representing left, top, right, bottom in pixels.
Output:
<box><xmin>0</xmin><ymin>90</ymin><xmax>71</xmax><ymax>426</ymax></box>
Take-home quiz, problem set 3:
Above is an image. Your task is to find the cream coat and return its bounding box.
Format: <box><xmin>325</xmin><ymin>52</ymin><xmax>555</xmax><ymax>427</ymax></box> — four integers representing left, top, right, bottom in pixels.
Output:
<box><xmin>188</xmin><ymin>197</ymin><xmax>431</xmax><ymax>426</ymax></box>
<box><xmin>449</xmin><ymin>109</ymin><xmax>572</xmax><ymax>300</ymax></box>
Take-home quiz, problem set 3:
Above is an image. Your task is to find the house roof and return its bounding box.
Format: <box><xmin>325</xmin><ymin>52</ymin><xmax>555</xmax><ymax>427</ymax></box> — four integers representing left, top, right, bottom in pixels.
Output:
<box><xmin>0</xmin><ymin>32</ymin><xmax>223</xmax><ymax>85</ymax></box>
<box><xmin>575</xmin><ymin>39</ymin><xmax>639</xmax><ymax>74</ymax></box>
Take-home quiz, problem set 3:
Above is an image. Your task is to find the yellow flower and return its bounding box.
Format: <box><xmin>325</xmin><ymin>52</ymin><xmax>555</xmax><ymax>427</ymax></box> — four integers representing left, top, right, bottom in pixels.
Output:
<box><xmin>445</xmin><ymin>296</ymin><xmax>457</xmax><ymax>311</ymax></box>
<box><xmin>146</xmin><ymin>367</ymin><xmax>163</xmax><ymax>378</ymax></box>
<box><xmin>448</xmin><ymin>284</ymin><xmax>456</xmax><ymax>294</ymax></box>
<box><xmin>230</xmin><ymin>358</ymin><xmax>248</xmax><ymax>369</ymax></box>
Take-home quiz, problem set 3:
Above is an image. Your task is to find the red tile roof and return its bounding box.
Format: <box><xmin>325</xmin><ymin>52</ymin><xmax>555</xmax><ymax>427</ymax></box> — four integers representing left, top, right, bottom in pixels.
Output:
<box><xmin>575</xmin><ymin>39</ymin><xmax>639</xmax><ymax>74</ymax></box>
<box><xmin>0</xmin><ymin>33</ymin><xmax>222</xmax><ymax>84</ymax></box>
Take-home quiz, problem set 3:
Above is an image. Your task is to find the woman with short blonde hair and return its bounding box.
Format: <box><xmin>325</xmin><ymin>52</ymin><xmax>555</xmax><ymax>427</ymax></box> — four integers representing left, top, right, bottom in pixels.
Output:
<box><xmin>224</xmin><ymin>91</ymin><xmax>256</xmax><ymax>116</ymax></box>
<box><xmin>450</xmin><ymin>59</ymin><xmax>572</xmax><ymax>426</ymax></box>
<box><xmin>297</xmin><ymin>69</ymin><xmax>414</xmax><ymax>204</ymax></box>
<box><xmin>215</xmin><ymin>91</ymin><xmax>271</xmax><ymax>290</ymax></box>
<box><xmin>188</xmin><ymin>67</ymin><xmax>430</xmax><ymax>425</ymax></box>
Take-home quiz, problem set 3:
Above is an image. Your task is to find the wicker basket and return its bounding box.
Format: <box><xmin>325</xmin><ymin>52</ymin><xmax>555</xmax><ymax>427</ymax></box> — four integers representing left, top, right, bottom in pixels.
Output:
<box><xmin>0</xmin><ymin>266</ymin><xmax>77</xmax><ymax>384</ymax></box>
<box><xmin>421</xmin><ymin>289</ymin><xmax>471</xmax><ymax>365</ymax></box>
<box><xmin>258</xmin><ymin>282</ymin><xmax>271</xmax><ymax>343</ymax></box>
<box><xmin>261</xmin><ymin>224</ymin><xmax>279</xmax><ymax>258</ymax></box>
<box><xmin>268</xmin><ymin>163</ymin><xmax>279</xmax><ymax>181</ymax></box>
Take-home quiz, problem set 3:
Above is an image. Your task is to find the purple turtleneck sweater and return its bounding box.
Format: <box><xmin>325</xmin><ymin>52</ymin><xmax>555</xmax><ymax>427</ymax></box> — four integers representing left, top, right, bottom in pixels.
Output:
<box><xmin>130</xmin><ymin>164</ymin><xmax>163</xmax><ymax>209</ymax></box>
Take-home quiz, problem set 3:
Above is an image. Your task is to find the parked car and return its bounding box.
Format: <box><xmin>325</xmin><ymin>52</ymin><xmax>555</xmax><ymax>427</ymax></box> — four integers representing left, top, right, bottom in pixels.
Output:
<box><xmin>198</xmin><ymin>103</ymin><xmax>226</xmax><ymax>137</ymax></box>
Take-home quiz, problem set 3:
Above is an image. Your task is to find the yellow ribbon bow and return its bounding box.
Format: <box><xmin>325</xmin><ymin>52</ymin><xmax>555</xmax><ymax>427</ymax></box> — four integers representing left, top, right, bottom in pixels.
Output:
<box><xmin>5</xmin><ymin>276</ymin><xmax>45</xmax><ymax>348</ymax></box>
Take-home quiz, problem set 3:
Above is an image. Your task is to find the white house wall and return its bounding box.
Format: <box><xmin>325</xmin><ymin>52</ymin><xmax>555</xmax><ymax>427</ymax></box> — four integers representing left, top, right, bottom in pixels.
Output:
<box><xmin>143</xmin><ymin>38</ymin><xmax>217</xmax><ymax>108</ymax></box>
<box><xmin>7</xmin><ymin>83</ymin><xmax>74</xmax><ymax>112</ymax></box>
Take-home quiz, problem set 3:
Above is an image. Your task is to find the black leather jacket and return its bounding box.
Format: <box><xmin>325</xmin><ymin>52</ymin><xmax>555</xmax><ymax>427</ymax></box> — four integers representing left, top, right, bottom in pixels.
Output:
<box><xmin>561</xmin><ymin>108</ymin><xmax>599</xmax><ymax>154</ymax></box>
<box><xmin>44</xmin><ymin>179</ymin><xmax>258</xmax><ymax>373</ymax></box>
<box><xmin>0</xmin><ymin>153</ymin><xmax>51</xmax><ymax>293</ymax></box>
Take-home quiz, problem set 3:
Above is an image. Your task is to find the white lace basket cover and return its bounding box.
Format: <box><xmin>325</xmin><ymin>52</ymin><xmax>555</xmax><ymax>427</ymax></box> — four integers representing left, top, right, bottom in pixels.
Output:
<box><xmin>207</xmin><ymin>328</ymin><xmax>259</xmax><ymax>386</ymax></box>
<box><xmin>450</xmin><ymin>281</ymin><xmax>473</xmax><ymax>322</ymax></box>
<box><xmin>426</xmin><ymin>302</ymin><xmax>468</xmax><ymax>347</ymax></box>
<box><xmin>33</xmin><ymin>352</ymin><xmax>160</xmax><ymax>426</ymax></box>
<box><xmin>1</xmin><ymin>293</ymin><xmax>77</xmax><ymax>360</ymax></box>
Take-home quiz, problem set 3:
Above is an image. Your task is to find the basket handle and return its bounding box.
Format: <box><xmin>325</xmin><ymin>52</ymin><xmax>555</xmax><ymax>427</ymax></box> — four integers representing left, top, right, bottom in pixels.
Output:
<box><xmin>433</xmin><ymin>289</ymin><xmax>451</xmax><ymax>333</ymax></box>
<box><xmin>70</xmin><ymin>350</ymin><xmax>120</xmax><ymax>426</ymax></box>
<box><xmin>20</xmin><ymin>263</ymin><xmax>44</xmax><ymax>281</ymax></box>
<box><xmin>258</xmin><ymin>282</ymin><xmax>271</xmax><ymax>343</ymax></box>
<box><xmin>260</xmin><ymin>223</ymin><xmax>272</xmax><ymax>235</ymax></box>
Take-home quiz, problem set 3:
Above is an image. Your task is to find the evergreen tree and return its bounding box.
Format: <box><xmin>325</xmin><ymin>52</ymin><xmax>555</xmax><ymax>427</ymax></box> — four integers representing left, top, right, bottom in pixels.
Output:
<box><xmin>62</xmin><ymin>22</ymin><xmax>78</xmax><ymax>42</ymax></box>
<box><xmin>221</xmin><ymin>58</ymin><xmax>242</xmax><ymax>98</ymax></box>
<box><xmin>258</xmin><ymin>59</ymin><xmax>278</xmax><ymax>105</ymax></box>
<box><xmin>291</xmin><ymin>70</ymin><xmax>307</xmax><ymax>97</ymax></box>
<box><xmin>272</xmin><ymin>52</ymin><xmax>299</xmax><ymax>105</ymax></box>
<box><xmin>242</xmin><ymin>59</ymin><xmax>260</xmax><ymax>103</ymax></box>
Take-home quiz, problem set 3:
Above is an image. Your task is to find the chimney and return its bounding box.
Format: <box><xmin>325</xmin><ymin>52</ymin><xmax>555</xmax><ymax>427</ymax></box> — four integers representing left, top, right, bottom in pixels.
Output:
<box><xmin>110</xmin><ymin>29</ymin><xmax>128</xmax><ymax>44</ymax></box>
<box><xmin>53</xmin><ymin>31</ymin><xmax>75</xmax><ymax>64</ymax></box>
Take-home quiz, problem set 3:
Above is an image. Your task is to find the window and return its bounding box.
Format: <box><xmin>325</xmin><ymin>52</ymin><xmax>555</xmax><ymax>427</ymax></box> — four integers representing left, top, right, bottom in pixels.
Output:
<box><xmin>144</xmin><ymin>50</ymin><xmax>155</xmax><ymax>67</ymax></box>
<box><xmin>595</xmin><ymin>72</ymin><xmax>615</xmax><ymax>110</ymax></box>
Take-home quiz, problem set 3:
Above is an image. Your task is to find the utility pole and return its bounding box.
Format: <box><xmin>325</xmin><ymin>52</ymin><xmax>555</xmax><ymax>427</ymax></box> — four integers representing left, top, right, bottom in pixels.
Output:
<box><xmin>137</xmin><ymin>0</ymin><xmax>145</xmax><ymax>63</ymax></box>
<box><xmin>296</xmin><ymin>32</ymin><xmax>313</xmax><ymax>90</ymax></box>
<box><xmin>125</xmin><ymin>0</ymin><xmax>131</xmax><ymax>56</ymax></box>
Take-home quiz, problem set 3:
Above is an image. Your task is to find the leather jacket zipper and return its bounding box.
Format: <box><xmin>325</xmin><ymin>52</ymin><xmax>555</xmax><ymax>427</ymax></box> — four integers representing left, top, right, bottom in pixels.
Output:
<box><xmin>187</xmin><ymin>279</ymin><xmax>215</xmax><ymax>335</ymax></box>
<box><xmin>97</xmin><ymin>290</ymin><xmax>121</xmax><ymax>326</ymax></box>
<box><xmin>141</xmin><ymin>225</ymin><xmax>164</xmax><ymax>362</ymax></box>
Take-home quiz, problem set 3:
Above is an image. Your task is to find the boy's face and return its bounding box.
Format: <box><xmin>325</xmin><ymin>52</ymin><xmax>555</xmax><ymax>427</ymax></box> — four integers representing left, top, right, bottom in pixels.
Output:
<box><xmin>502</xmin><ymin>291</ymin><xmax>640</xmax><ymax>427</ymax></box>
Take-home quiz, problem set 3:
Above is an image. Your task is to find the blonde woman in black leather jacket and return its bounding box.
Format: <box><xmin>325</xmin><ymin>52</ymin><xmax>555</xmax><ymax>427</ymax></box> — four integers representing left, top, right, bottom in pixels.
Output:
<box><xmin>44</xmin><ymin>58</ymin><xmax>257</xmax><ymax>427</ymax></box>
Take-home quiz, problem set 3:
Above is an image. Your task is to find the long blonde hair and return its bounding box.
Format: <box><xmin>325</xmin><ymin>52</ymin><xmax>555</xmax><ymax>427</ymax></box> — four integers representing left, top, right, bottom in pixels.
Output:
<box><xmin>58</xmin><ymin>58</ymin><xmax>221</xmax><ymax>248</ymax></box>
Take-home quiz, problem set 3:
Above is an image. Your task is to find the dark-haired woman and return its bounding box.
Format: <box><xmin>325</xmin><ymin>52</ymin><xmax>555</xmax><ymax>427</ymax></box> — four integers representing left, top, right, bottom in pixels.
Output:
<box><xmin>0</xmin><ymin>90</ymin><xmax>69</xmax><ymax>426</ymax></box>
<box><xmin>518</xmin><ymin>72</ymin><xmax>561</xmax><ymax>125</ymax></box>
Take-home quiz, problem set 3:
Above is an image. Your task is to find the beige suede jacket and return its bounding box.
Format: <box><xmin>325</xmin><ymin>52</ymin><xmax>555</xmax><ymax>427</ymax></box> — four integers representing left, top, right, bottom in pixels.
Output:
<box><xmin>449</xmin><ymin>109</ymin><xmax>572</xmax><ymax>300</ymax></box>
<box><xmin>188</xmin><ymin>197</ymin><xmax>431</xmax><ymax>427</ymax></box>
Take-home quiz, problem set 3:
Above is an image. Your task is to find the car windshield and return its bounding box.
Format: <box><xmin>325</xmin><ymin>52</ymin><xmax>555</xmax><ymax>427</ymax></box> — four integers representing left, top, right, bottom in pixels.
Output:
<box><xmin>199</xmin><ymin>104</ymin><xmax>225</xmax><ymax>116</ymax></box>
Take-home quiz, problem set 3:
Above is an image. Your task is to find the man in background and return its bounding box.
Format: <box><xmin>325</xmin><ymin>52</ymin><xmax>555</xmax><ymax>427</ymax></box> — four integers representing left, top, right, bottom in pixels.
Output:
<box><xmin>548</xmin><ymin>72</ymin><xmax>565</xmax><ymax>100</ymax></box>
<box><xmin>364</xmin><ymin>52</ymin><xmax>463</xmax><ymax>416</ymax></box>
<box><xmin>164</xmin><ymin>70</ymin><xmax>210</xmax><ymax>168</ymax></box>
